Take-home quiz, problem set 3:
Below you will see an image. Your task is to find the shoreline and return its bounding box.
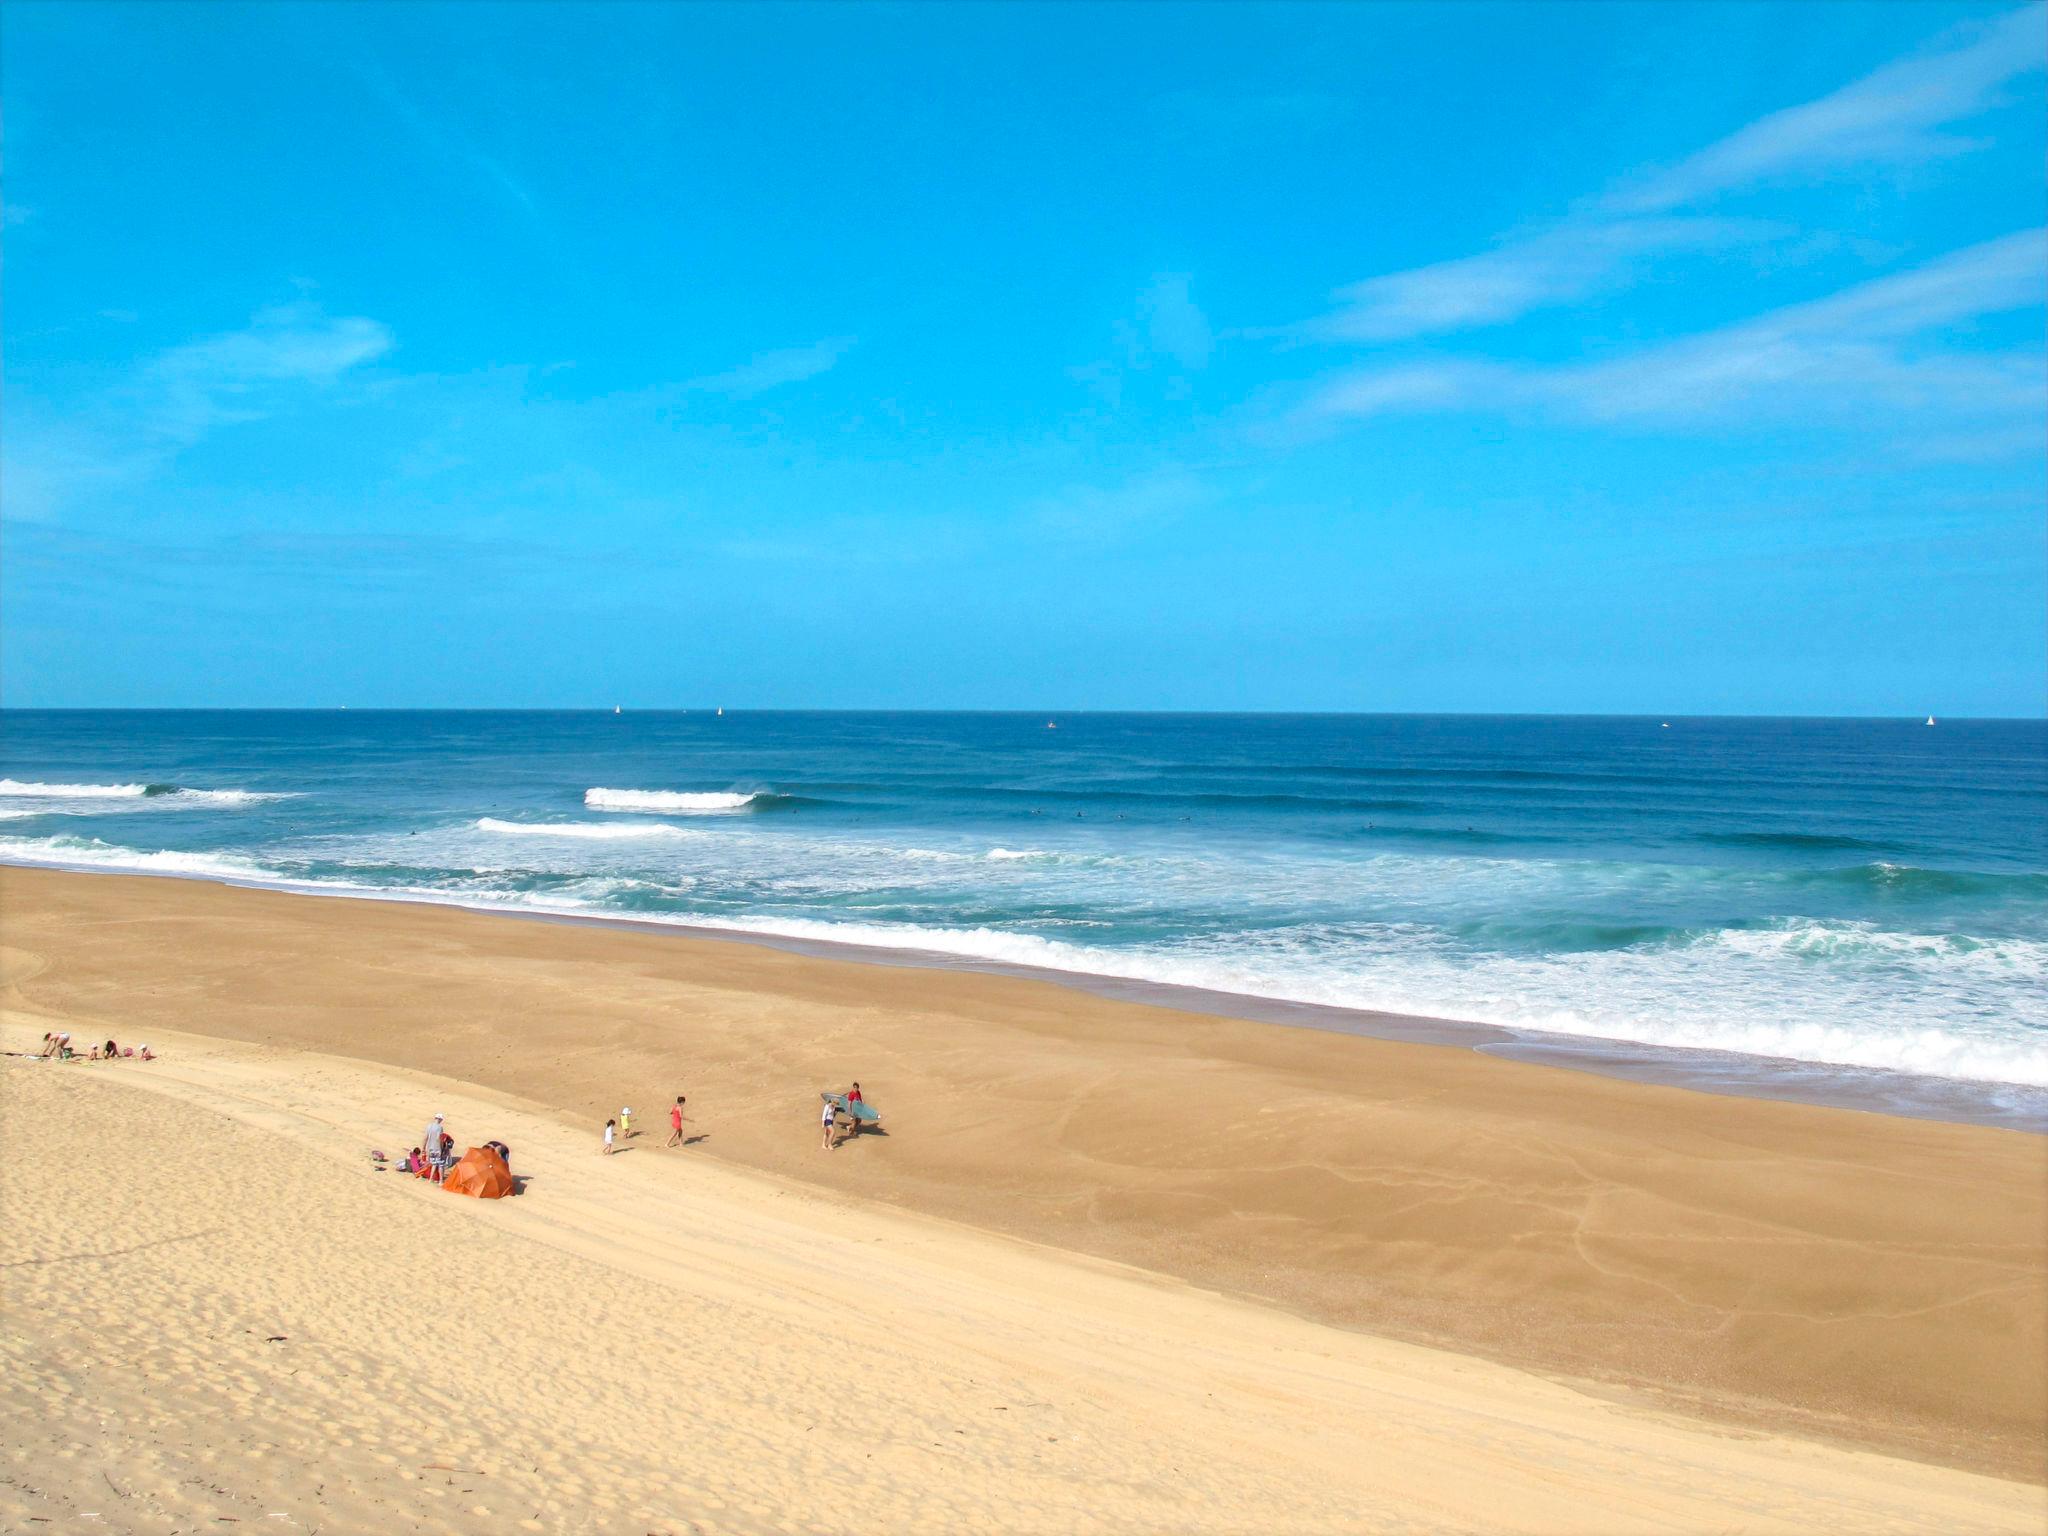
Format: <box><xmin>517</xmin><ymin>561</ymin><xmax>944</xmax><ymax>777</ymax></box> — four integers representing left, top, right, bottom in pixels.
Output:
<box><xmin>4</xmin><ymin>852</ymin><xmax>2042</xmax><ymax>1132</ymax></box>
<box><xmin>3</xmin><ymin>862</ymin><xmax>2043</xmax><ymax>1484</ymax></box>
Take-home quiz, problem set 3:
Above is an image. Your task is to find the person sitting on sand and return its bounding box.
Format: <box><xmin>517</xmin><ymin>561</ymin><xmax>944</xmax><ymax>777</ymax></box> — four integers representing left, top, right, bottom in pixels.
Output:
<box><xmin>602</xmin><ymin>1118</ymin><xmax>616</xmax><ymax>1155</ymax></box>
<box><xmin>485</xmin><ymin>1139</ymin><xmax>511</xmax><ymax>1171</ymax></box>
<box><xmin>405</xmin><ymin>1146</ymin><xmax>426</xmax><ymax>1176</ymax></box>
<box><xmin>135</xmin><ymin>1043</ymin><xmax>153</xmax><ymax>1061</ymax></box>
<box><xmin>666</xmin><ymin>1095</ymin><xmax>689</xmax><ymax>1147</ymax></box>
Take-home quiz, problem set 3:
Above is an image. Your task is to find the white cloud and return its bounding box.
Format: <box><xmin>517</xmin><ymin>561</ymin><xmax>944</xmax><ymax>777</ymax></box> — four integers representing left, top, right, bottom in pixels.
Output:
<box><xmin>1612</xmin><ymin>6</ymin><xmax>2047</xmax><ymax>212</ymax></box>
<box><xmin>1303</xmin><ymin>7</ymin><xmax>2045</xmax><ymax>345</ymax></box>
<box><xmin>1553</xmin><ymin>231</ymin><xmax>2045</xmax><ymax>423</ymax></box>
<box><xmin>1304</xmin><ymin>229</ymin><xmax>2047</xmax><ymax>437</ymax></box>
<box><xmin>685</xmin><ymin>337</ymin><xmax>855</xmax><ymax>399</ymax></box>
<box><xmin>147</xmin><ymin>303</ymin><xmax>394</xmax><ymax>441</ymax></box>
<box><xmin>4</xmin><ymin>302</ymin><xmax>394</xmax><ymax>522</ymax></box>
<box><xmin>1315</xmin><ymin>218</ymin><xmax>1768</xmax><ymax>341</ymax></box>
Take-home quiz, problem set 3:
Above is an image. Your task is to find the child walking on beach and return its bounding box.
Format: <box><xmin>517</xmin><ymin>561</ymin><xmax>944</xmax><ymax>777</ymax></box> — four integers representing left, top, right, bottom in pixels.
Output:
<box><xmin>666</xmin><ymin>1095</ymin><xmax>688</xmax><ymax>1147</ymax></box>
<box><xmin>602</xmin><ymin>1118</ymin><xmax>616</xmax><ymax>1155</ymax></box>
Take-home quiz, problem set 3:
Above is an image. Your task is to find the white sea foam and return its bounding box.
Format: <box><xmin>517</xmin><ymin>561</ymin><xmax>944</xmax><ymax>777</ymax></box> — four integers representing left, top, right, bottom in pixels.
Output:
<box><xmin>602</xmin><ymin>910</ymin><xmax>2048</xmax><ymax>1090</ymax></box>
<box><xmin>474</xmin><ymin>817</ymin><xmax>698</xmax><ymax>842</ymax></box>
<box><xmin>585</xmin><ymin>788</ymin><xmax>761</xmax><ymax>814</ymax></box>
<box><xmin>0</xmin><ymin>779</ymin><xmax>293</xmax><ymax>806</ymax></box>
<box><xmin>0</xmin><ymin>834</ymin><xmax>298</xmax><ymax>884</ymax></box>
<box><xmin>0</xmin><ymin>779</ymin><xmax>155</xmax><ymax>798</ymax></box>
<box><xmin>5</xmin><ymin>820</ymin><xmax>2045</xmax><ymax>1092</ymax></box>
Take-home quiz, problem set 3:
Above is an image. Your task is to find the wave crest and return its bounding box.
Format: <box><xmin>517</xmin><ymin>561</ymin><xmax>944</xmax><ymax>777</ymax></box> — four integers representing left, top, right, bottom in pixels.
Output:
<box><xmin>585</xmin><ymin>787</ymin><xmax>764</xmax><ymax>814</ymax></box>
<box><xmin>0</xmin><ymin>778</ymin><xmax>292</xmax><ymax>806</ymax></box>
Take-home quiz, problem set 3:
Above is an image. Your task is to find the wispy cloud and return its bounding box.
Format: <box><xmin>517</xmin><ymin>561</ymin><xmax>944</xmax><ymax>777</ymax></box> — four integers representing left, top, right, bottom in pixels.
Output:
<box><xmin>146</xmin><ymin>303</ymin><xmax>394</xmax><ymax>441</ymax></box>
<box><xmin>1556</xmin><ymin>229</ymin><xmax>2045</xmax><ymax>423</ymax></box>
<box><xmin>1302</xmin><ymin>7</ymin><xmax>2044</xmax><ymax>345</ymax></box>
<box><xmin>5</xmin><ymin>302</ymin><xmax>394</xmax><ymax>522</ymax></box>
<box><xmin>686</xmin><ymin>337</ymin><xmax>855</xmax><ymax>399</ymax></box>
<box><xmin>1303</xmin><ymin>228</ymin><xmax>2047</xmax><ymax>433</ymax></box>
<box><xmin>1314</xmin><ymin>218</ymin><xmax>1769</xmax><ymax>342</ymax></box>
<box><xmin>1611</xmin><ymin>6</ymin><xmax>2046</xmax><ymax>212</ymax></box>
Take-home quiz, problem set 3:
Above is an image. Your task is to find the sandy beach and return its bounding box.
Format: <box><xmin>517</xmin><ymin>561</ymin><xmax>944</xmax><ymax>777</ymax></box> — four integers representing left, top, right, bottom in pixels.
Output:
<box><xmin>3</xmin><ymin>866</ymin><xmax>2044</xmax><ymax>1533</ymax></box>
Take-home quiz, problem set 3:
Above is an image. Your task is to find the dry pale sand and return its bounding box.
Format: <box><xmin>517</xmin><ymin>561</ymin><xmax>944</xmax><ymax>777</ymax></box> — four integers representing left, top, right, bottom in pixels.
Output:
<box><xmin>4</xmin><ymin>1033</ymin><xmax>2042</xmax><ymax>1536</ymax></box>
<box><xmin>1</xmin><ymin>865</ymin><xmax>2044</xmax><ymax>1531</ymax></box>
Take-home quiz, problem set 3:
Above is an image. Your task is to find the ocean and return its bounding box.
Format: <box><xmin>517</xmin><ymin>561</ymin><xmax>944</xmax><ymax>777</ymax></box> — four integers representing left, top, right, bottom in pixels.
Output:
<box><xmin>3</xmin><ymin>710</ymin><xmax>2043</xmax><ymax>1118</ymax></box>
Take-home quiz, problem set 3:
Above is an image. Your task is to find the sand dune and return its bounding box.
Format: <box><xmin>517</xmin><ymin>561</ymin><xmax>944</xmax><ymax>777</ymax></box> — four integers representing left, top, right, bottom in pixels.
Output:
<box><xmin>4</xmin><ymin>1033</ymin><xmax>2041</xmax><ymax>1535</ymax></box>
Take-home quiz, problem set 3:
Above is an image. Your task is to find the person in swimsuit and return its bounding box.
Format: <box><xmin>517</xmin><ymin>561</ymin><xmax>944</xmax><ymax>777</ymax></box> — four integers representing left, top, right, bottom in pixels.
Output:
<box><xmin>666</xmin><ymin>1096</ymin><xmax>688</xmax><ymax>1147</ymax></box>
<box><xmin>820</xmin><ymin>1095</ymin><xmax>840</xmax><ymax>1152</ymax></box>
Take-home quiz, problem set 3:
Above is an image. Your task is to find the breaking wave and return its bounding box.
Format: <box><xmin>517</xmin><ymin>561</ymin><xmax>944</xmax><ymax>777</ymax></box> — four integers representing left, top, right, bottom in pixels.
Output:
<box><xmin>585</xmin><ymin>788</ymin><xmax>770</xmax><ymax>814</ymax></box>
<box><xmin>0</xmin><ymin>778</ymin><xmax>293</xmax><ymax>806</ymax></box>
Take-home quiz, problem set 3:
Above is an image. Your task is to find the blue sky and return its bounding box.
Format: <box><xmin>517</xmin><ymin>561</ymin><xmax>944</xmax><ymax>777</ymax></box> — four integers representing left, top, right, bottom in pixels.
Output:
<box><xmin>3</xmin><ymin>1</ymin><xmax>2043</xmax><ymax>713</ymax></box>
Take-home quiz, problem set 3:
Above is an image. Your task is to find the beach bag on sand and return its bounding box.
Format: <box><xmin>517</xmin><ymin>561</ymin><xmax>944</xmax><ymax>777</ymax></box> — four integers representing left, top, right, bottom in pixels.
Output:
<box><xmin>443</xmin><ymin>1146</ymin><xmax>514</xmax><ymax>1199</ymax></box>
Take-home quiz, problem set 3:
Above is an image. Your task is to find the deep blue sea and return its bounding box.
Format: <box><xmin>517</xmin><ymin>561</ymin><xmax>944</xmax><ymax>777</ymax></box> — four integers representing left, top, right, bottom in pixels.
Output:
<box><xmin>3</xmin><ymin>711</ymin><xmax>2044</xmax><ymax>1095</ymax></box>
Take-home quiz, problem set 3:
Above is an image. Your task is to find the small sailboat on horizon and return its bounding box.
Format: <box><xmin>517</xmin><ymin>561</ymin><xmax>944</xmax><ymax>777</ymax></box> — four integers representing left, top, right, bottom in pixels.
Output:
<box><xmin>1926</xmin><ymin>715</ymin><xmax>1936</xmax><ymax>726</ymax></box>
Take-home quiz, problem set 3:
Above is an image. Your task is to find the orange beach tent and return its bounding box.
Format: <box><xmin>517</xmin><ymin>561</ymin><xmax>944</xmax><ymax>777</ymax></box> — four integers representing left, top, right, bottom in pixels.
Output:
<box><xmin>443</xmin><ymin>1146</ymin><xmax>513</xmax><ymax>1199</ymax></box>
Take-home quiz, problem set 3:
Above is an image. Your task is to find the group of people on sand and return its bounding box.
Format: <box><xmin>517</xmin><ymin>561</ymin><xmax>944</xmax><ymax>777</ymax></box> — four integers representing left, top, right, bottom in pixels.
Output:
<box><xmin>603</xmin><ymin>1094</ymin><xmax>693</xmax><ymax>1154</ymax></box>
<box><xmin>400</xmin><ymin>1112</ymin><xmax>512</xmax><ymax>1184</ymax></box>
<box><xmin>36</xmin><ymin>1032</ymin><xmax>152</xmax><ymax>1062</ymax></box>
<box><xmin>820</xmin><ymin>1081</ymin><xmax>868</xmax><ymax>1151</ymax></box>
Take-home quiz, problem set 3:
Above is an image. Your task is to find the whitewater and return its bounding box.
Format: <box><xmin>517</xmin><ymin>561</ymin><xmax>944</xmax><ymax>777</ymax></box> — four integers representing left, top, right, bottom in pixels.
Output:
<box><xmin>2</xmin><ymin>710</ymin><xmax>2043</xmax><ymax>1105</ymax></box>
